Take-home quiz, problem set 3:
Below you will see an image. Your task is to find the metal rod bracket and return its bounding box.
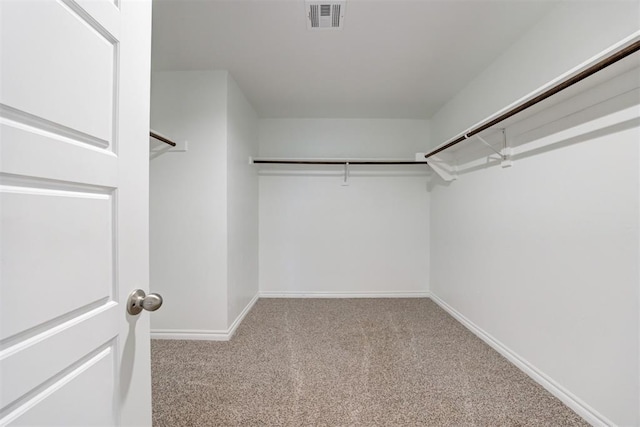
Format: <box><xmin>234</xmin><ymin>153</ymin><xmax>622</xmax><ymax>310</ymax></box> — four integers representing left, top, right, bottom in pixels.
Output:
<box><xmin>342</xmin><ymin>162</ymin><xmax>350</xmax><ymax>186</ymax></box>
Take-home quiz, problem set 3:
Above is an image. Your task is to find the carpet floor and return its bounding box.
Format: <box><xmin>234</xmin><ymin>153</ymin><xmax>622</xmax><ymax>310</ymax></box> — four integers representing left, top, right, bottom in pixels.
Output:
<box><xmin>151</xmin><ymin>298</ymin><xmax>588</xmax><ymax>426</ymax></box>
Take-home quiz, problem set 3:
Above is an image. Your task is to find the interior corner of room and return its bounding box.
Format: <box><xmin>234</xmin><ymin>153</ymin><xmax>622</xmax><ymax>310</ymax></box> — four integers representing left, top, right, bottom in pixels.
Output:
<box><xmin>146</xmin><ymin>2</ymin><xmax>640</xmax><ymax>426</ymax></box>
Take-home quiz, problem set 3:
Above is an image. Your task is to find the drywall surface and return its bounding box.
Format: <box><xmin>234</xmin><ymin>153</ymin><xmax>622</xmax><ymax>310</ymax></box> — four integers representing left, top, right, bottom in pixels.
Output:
<box><xmin>430</xmin><ymin>87</ymin><xmax>640</xmax><ymax>425</ymax></box>
<box><xmin>430</xmin><ymin>1</ymin><xmax>640</xmax><ymax>145</ymax></box>
<box><xmin>260</xmin><ymin>119</ymin><xmax>430</xmax><ymax>158</ymax></box>
<box><xmin>259</xmin><ymin>119</ymin><xmax>430</xmax><ymax>296</ymax></box>
<box><xmin>226</xmin><ymin>75</ymin><xmax>259</xmax><ymax>325</ymax></box>
<box><xmin>150</xmin><ymin>70</ymin><xmax>229</xmax><ymax>332</ymax></box>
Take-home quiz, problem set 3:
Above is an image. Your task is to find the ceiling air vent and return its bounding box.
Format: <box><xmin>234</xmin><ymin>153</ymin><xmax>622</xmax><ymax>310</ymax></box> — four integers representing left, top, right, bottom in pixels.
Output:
<box><xmin>306</xmin><ymin>1</ymin><xmax>345</xmax><ymax>30</ymax></box>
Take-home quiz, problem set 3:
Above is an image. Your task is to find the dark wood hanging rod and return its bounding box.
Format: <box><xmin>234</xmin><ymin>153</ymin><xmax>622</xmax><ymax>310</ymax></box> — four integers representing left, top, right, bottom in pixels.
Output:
<box><xmin>425</xmin><ymin>39</ymin><xmax>640</xmax><ymax>159</ymax></box>
<box><xmin>253</xmin><ymin>160</ymin><xmax>429</xmax><ymax>165</ymax></box>
<box><xmin>150</xmin><ymin>131</ymin><xmax>176</xmax><ymax>147</ymax></box>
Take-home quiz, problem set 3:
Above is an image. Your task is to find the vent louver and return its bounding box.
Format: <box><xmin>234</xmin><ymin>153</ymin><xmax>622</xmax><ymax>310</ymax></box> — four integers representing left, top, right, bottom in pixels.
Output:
<box><xmin>306</xmin><ymin>1</ymin><xmax>345</xmax><ymax>29</ymax></box>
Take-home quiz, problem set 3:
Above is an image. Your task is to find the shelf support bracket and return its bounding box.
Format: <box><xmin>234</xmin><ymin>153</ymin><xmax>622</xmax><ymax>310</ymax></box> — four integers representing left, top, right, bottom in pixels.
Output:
<box><xmin>428</xmin><ymin>157</ymin><xmax>457</xmax><ymax>182</ymax></box>
<box><xmin>474</xmin><ymin>130</ymin><xmax>512</xmax><ymax>168</ymax></box>
<box><xmin>417</xmin><ymin>152</ymin><xmax>456</xmax><ymax>182</ymax></box>
<box><xmin>475</xmin><ymin>134</ymin><xmax>504</xmax><ymax>158</ymax></box>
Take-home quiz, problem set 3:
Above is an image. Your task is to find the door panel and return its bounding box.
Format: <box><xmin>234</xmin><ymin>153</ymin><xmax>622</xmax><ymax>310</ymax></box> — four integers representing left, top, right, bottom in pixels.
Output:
<box><xmin>1</xmin><ymin>186</ymin><xmax>114</xmax><ymax>339</ymax></box>
<box><xmin>0</xmin><ymin>305</ymin><xmax>118</xmax><ymax>414</ymax></box>
<box><xmin>0</xmin><ymin>0</ymin><xmax>117</xmax><ymax>146</ymax></box>
<box><xmin>0</xmin><ymin>125</ymin><xmax>117</xmax><ymax>187</ymax></box>
<box><xmin>7</xmin><ymin>345</ymin><xmax>117</xmax><ymax>426</ymax></box>
<box><xmin>0</xmin><ymin>0</ymin><xmax>152</xmax><ymax>425</ymax></box>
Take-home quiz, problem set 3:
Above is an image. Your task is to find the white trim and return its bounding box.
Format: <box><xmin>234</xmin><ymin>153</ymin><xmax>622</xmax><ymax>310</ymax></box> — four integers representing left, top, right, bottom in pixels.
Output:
<box><xmin>258</xmin><ymin>170</ymin><xmax>429</xmax><ymax>177</ymax></box>
<box><xmin>227</xmin><ymin>292</ymin><xmax>260</xmax><ymax>339</ymax></box>
<box><xmin>429</xmin><ymin>293</ymin><xmax>614</xmax><ymax>427</ymax></box>
<box><xmin>149</xmin><ymin>329</ymin><xmax>230</xmax><ymax>341</ymax></box>
<box><xmin>151</xmin><ymin>292</ymin><xmax>260</xmax><ymax>341</ymax></box>
<box><xmin>252</xmin><ymin>156</ymin><xmax>426</xmax><ymax>163</ymax></box>
<box><xmin>150</xmin><ymin>292</ymin><xmax>429</xmax><ymax>340</ymax></box>
<box><xmin>259</xmin><ymin>291</ymin><xmax>430</xmax><ymax>298</ymax></box>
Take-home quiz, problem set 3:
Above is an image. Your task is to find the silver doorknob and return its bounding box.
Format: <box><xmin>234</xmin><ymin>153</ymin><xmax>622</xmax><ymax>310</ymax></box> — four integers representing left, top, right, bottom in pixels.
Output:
<box><xmin>127</xmin><ymin>289</ymin><xmax>163</xmax><ymax>315</ymax></box>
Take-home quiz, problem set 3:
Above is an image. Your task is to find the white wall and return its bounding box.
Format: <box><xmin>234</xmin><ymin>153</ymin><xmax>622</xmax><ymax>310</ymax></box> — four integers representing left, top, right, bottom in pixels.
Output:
<box><xmin>428</xmin><ymin>6</ymin><xmax>640</xmax><ymax>423</ymax></box>
<box><xmin>226</xmin><ymin>75</ymin><xmax>259</xmax><ymax>325</ymax></box>
<box><xmin>259</xmin><ymin>119</ymin><xmax>430</xmax><ymax>296</ymax></box>
<box><xmin>430</xmin><ymin>1</ymin><xmax>640</xmax><ymax>145</ymax></box>
<box><xmin>430</xmin><ymin>101</ymin><xmax>639</xmax><ymax>427</ymax></box>
<box><xmin>150</xmin><ymin>70</ymin><xmax>229</xmax><ymax>332</ymax></box>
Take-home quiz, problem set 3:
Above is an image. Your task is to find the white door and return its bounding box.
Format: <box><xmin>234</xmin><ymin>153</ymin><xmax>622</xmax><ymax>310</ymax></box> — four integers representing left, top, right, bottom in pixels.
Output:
<box><xmin>0</xmin><ymin>0</ymin><xmax>153</xmax><ymax>425</ymax></box>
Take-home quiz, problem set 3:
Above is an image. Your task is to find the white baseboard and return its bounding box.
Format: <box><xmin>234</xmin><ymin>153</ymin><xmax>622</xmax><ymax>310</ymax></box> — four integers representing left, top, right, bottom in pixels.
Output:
<box><xmin>151</xmin><ymin>292</ymin><xmax>259</xmax><ymax>341</ymax></box>
<box><xmin>150</xmin><ymin>329</ymin><xmax>231</xmax><ymax>341</ymax></box>
<box><xmin>152</xmin><ymin>291</ymin><xmax>609</xmax><ymax>424</ymax></box>
<box><xmin>259</xmin><ymin>291</ymin><xmax>430</xmax><ymax>298</ymax></box>
<box><xmin>429</xmin><ymin>293</ymin><xmax>613</xmax><ymax>427</ymax></box>
<box><xmin>151</xmin><ymin>292</ymin><xmax>427</xmax><ymax>340</ymax></box>
<box><xmin>227</xmin><ymin>292</ymin><xmax>260</xmax><ymax>339</ymax></box>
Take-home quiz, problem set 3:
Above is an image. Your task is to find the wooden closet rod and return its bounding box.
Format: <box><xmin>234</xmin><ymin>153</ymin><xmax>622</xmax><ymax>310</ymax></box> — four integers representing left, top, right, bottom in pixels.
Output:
<box><xmin>253</xmin><ymin>160</ymin><xmax>429</xmax><ymax>165</ymax></box>
<box><xmin>425</xmin><ymin>39</ymin><xmax>640</xmax><ymax>159</ymax></box>
<box><xmin>150</xmin><ymin>131</ymin><xmax>176</xmax><ymax>147</ymax></box>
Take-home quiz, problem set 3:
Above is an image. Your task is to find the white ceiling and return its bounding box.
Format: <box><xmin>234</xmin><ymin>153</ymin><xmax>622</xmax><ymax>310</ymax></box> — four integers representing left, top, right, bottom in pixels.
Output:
<box><xmin>152</xmin><ymin>0</ymin><xmax>560</xmax><ymax>119</ymax></box>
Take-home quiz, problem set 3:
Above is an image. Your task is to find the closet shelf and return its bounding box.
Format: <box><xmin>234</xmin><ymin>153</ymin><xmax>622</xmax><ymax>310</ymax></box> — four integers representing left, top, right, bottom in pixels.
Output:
<box><xmin>426</xmin><ymin>33</ymin><xmax>640</xmax><ymax>159</ymax></box>
<box><xmin>251</xmin><ymin>158</ymin><xmax>428</xmax><ymax>165</ymax></box>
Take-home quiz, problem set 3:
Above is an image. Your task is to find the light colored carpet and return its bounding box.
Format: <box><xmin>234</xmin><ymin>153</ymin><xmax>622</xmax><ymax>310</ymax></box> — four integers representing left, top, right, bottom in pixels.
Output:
<box><xmin>151</xmin><ymin>298</ymin><xmax>588</xmax><ymax>426</ymax></box>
